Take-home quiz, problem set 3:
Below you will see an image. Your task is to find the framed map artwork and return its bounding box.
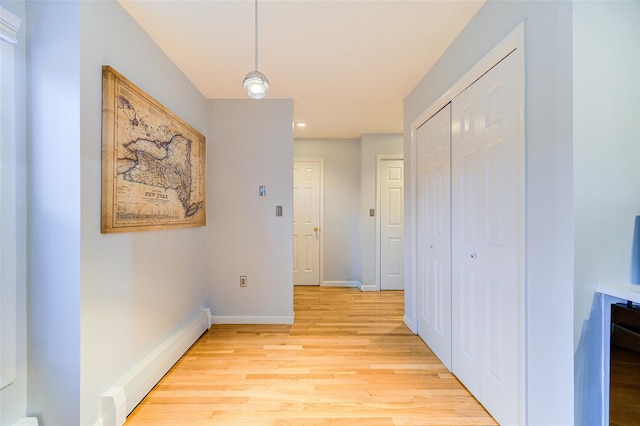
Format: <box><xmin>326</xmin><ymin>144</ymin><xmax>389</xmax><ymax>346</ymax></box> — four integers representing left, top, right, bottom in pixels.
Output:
<box><xmin>101</xmin><ymin>66</ymin><xmax>206</xmax><ymax>233</ymax></box>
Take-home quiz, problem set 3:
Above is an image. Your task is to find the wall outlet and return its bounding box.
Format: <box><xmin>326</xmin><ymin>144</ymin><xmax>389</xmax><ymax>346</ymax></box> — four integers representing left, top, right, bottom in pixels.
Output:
<box><xmin>240</xmin><ymin>276</ymin><xmax>247</xmax><ymax>287</ymax></box>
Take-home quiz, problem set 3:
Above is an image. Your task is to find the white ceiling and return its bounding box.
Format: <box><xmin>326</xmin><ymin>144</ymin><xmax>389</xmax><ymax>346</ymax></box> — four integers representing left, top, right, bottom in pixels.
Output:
<box><xmin>118</xmin><ymin>0</ymin><xmax>484</xmax><ymax>139</ymax></box>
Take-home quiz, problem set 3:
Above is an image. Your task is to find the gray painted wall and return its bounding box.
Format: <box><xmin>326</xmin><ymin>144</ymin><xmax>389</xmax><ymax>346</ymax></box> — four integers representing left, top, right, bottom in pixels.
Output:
<box><xmin>27</xmin><ymin>2</ymin><xmax>82</xmax><ymax>424</ymax></box>
<box><xmin>573</xmin><ymin>2</ymin><xmax>640</xmax><ymax>424</ymax></box>
<box><xmin>19</xmin><ymin>0</ymin><xmax>293</xmax><ymax>422</ymax></box>
<box><xmin>404</xmin><ymin>1</ymin><xmax>574</xmax><ymax>424</ymax></box>
<box><xmin>26</xmin><ymin>0</ymin><xmax>210</xmax><ymax>424</ymax></box>
<box><xmin>207</xmin><ymin>99</ymin><xmax>294</xmax><ymax>321</ymax></box>
<box><xmin>79</xmin><ymin>2</ymin><xmax>210</xmax><ymax>425</ymax></box>
<box><xmin>0</xmin><ymin>1</ymin><xmax>28</xmax><ymax>425</ymax></box>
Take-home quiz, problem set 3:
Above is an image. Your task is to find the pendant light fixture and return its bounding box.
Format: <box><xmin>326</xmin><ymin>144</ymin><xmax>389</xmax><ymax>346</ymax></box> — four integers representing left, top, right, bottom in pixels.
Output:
<box><xmin>243</xmin><ymin>0</ymin><xmax>269</xmax><ymax>99</ymax></box>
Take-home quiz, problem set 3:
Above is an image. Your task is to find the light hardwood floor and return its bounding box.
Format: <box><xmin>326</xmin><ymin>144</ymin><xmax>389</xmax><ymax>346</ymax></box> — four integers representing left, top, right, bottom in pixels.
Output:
<box><xmin>126</xmin><ymin>286</ymin><xmax>496</xmax><ymax>426</ymax></box>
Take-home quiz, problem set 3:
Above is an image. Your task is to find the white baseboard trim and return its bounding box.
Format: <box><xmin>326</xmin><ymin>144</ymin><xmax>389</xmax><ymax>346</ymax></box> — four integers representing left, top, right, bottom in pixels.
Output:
<box><xmin>358</xmin><ymin>282</ymin><xmax>379</xmax><ymax>292</ymax></box>
<box><xmin>211</xmin><ymin>315</ymin><xmax>294</xmax><ymax>325</ymax></box>
<box><xmin>381</xmin><ymin>285</ymin><xmax>405</xmax><ymax>291</ymax></box>
<box><xmin>322</xmin><ymin>281</ymin><xmax>359</xmax><ymax>288</ymax></box>
<box><xmin>99</xmin><ymin>307</ymin><xmax>211</xmax><ymax>426</ymax></box>
<box><xmin>404</xmin><ymin>315</ymin><xmax>417</xmax><ymax>334</ymax></box>
<box><xmin>12</xmin><ymin>418</ymin><xmax>38</xmax><ymax>426</ymax></box>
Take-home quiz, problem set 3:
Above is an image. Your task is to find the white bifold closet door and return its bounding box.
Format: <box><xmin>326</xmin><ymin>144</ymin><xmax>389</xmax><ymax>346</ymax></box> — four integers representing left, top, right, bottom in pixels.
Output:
<box><xmin>451</xmin><ymin>50</ymin><xmax>524</xmax><ymax>425</ymax></box>
<box><xmin>417</xmin><ymin>104</ymin><xmax>452</xmax><ymax>370</ymax></box>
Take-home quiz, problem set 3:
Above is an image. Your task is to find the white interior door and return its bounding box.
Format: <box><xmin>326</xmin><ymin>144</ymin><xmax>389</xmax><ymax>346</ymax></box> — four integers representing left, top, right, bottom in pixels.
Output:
<box><xmin>379</xmin><ymin>158</ymin><xmax>404</xmax><ymax>290</ymax></box>
<box><xmin>293</xmin><ymin>160</ymin><xmax>321</xmax><ymax>286</ymax></box>
<box><xmin>416</xmin><ymin>104</ymin><xmax>452</xmax><ymax>370</ymax></box>
<box><xmin>451</xmin><ymin>49</ymin><xmax>524</xmax><ymax>425</ymax></box>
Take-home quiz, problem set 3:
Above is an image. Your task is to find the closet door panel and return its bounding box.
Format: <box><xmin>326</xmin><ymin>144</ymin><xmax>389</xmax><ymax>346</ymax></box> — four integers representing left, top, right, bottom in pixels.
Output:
<box><xmin>451</xmin><ymin>50</ymin><xmax>523</xmax><ymax>426</ymax></box>
<box><xmin>479</xmin><ymin>53</ymin><xmax>523</xmax><ymax>426</ymax></box>
<box><xmin>451</xmin><ymin>93</ymin><xmax>483</xmax><ymax>395</ymax></box>
<box><xmin>416</xmin><ymin>104</ymin><xmax>452</xmax><ymax>370</ymax></box>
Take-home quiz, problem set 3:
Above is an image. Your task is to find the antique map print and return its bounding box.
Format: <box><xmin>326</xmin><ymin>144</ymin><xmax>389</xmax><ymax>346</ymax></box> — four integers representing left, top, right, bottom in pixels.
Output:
<box><xmin>101</xmin><ymin>66</ymin><xmax>206</xmax><ymax>233</ymax></box>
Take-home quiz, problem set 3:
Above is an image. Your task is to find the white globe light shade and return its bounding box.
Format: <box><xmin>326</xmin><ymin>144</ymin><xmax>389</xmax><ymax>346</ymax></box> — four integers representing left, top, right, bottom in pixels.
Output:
<box><xmin>243</xmin><ymin>71</ymin><xmax>269</xmax><ymax>99</ymax></box>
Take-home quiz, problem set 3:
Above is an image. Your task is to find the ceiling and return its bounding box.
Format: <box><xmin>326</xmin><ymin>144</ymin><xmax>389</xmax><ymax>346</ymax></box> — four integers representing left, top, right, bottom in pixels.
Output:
<box><xmin>118</xmin><ymin>0</ymin><xmax>484</xmax><ymax>139</ymax></box>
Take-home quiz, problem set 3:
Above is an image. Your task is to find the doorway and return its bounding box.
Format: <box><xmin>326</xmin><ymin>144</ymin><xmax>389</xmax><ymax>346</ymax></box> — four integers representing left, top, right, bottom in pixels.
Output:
<box><xmin>377</xmin><ymin>156</ymin><xmax>404</xmax><ymax>290</ymax></box>
<box><xmin>293</xmin><ymin>159</ymin><xmax>323</xmax><ymax>286</ymax></box>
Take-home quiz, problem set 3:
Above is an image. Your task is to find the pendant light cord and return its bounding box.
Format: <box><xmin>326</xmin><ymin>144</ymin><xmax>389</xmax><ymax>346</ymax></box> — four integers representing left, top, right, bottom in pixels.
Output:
<box><xmin>243</xmin><ymin>0</ymin><xmax>268</xmax><ymax>99</ymax></box>
<box><xmin>254</xmin><ymin>0</ymin><xmax>259</xmax><ymax>71</ymax></box>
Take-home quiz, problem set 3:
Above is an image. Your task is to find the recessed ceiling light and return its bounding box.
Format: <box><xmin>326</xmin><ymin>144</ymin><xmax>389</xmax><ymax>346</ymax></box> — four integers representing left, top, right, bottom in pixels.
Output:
<box><xmin>295</xmin><ymin>122</ymin><xmax>307</xmax><ymax>128</ymax></box>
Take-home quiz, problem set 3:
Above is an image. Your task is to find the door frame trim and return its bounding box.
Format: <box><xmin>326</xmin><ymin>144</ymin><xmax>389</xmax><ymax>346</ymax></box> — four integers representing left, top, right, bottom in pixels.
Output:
<box><xmin>408</xmin><ymin>21</ymin><xmax>525</xmax><ymax>329</ymax></box>
<box><xmin>375</xmin><ymin>154</ymin><xmax>404</xmax><ymax>291</ymax></box>
<box><xmin>293</xmin><ymin>158</ymin><xmax>324</xmax><ymax>286</ymax></box>
<box><xmin>407</xmin><ymin>21</ymin><xmax>525</xmax><ymax>424</ymax></box>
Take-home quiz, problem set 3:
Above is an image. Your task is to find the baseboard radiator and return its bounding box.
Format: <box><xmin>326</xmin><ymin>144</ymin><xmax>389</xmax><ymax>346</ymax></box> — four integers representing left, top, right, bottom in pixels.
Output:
<box><xmin>98</xmin><ymin>308</ymin><xmax>211</xmax><ymax>426</ymax></box>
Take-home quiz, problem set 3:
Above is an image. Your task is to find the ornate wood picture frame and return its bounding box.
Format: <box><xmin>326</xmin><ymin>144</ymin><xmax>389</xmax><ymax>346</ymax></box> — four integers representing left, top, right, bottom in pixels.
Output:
<box><xmin>101</xmin><ymin>66</ymin><xmax>206</xmax><ymax>233</ymax></box>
